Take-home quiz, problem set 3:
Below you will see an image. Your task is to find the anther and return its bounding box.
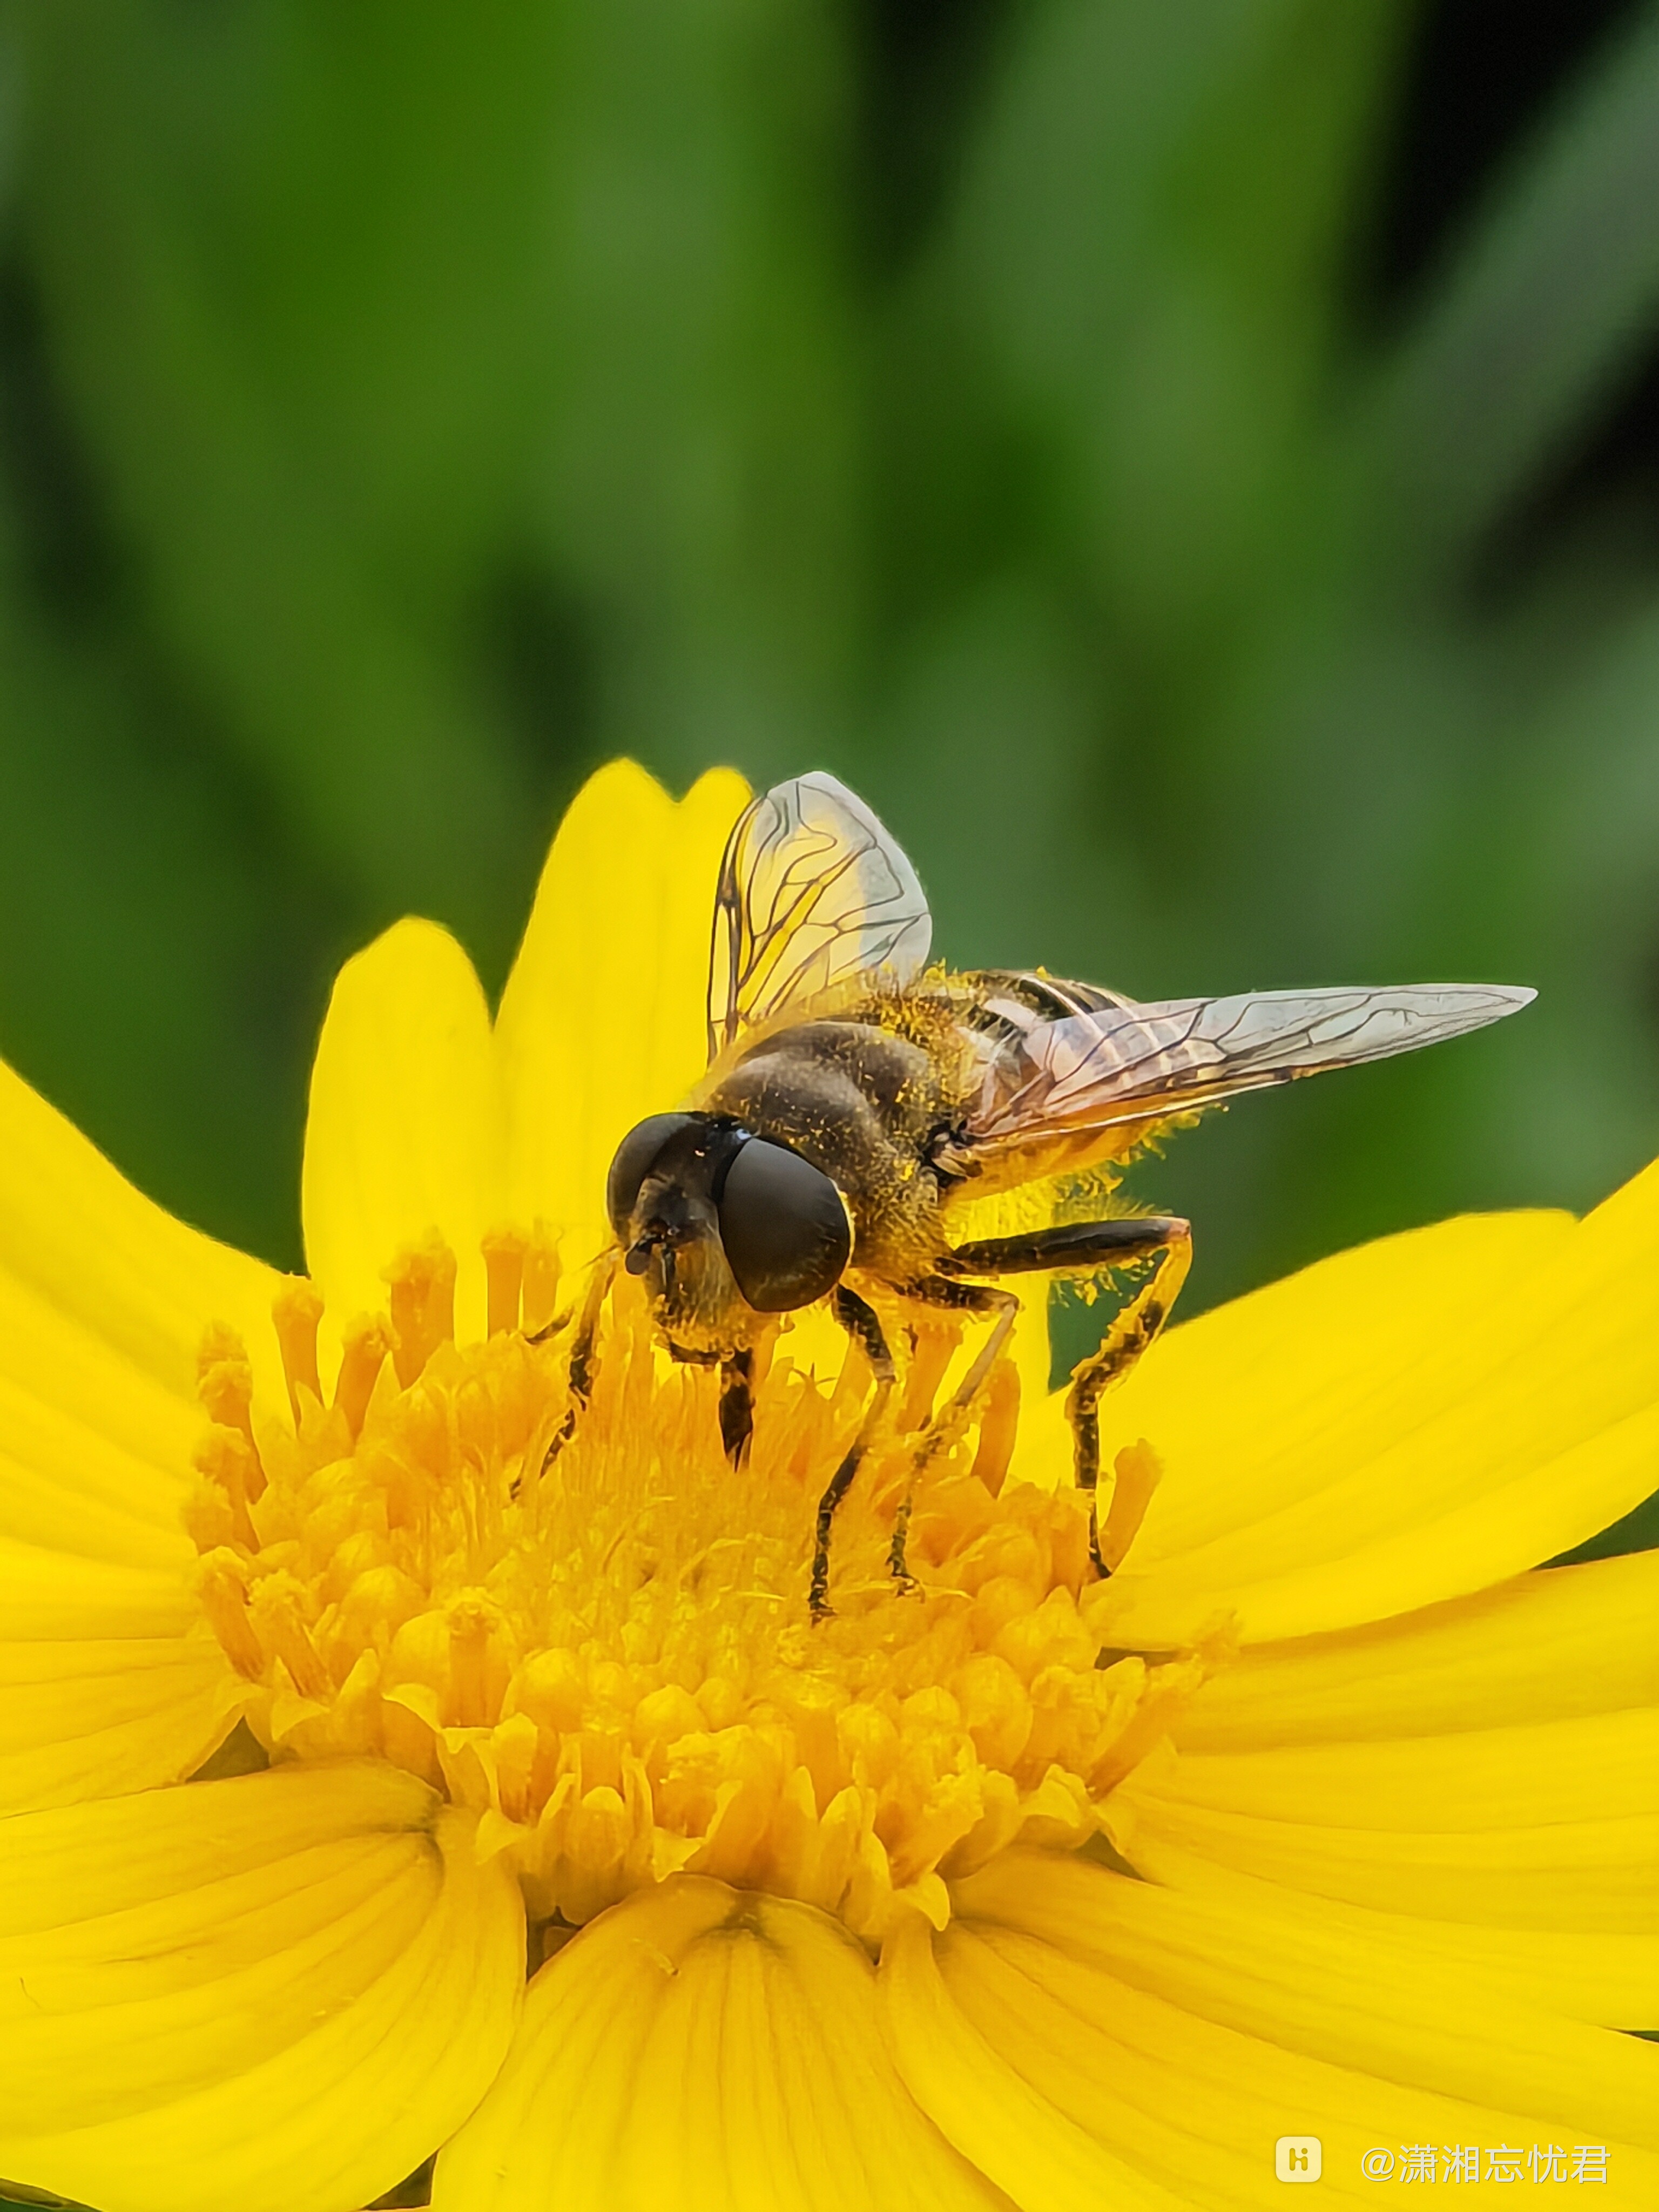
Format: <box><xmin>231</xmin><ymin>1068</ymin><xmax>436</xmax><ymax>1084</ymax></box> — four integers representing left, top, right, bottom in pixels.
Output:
<box><xmin>333</xmin><ymin>1312</ymin><xmax>393</xmax><ymax>1439</ymax></box>
<box><xmin>249</xmin><ymin>1572</ymin><xmax>332</xmax><ymax>1702</ymax></box>
<box><xmin>386</xmin><ymin>1236</ymin><xmax>458</xmax><ymax>1387</ymax></box>
<box><xmin>272</xmin><ymin>1279</ymin><xmax>325</xmax><ymax>1426</ymax></box>
<box><xmin>896</xmin><ymin>1318</ymin><xmax>958</xmax><ymax>1430</ymax></box>
<box><xmin>967</xmin><ymin>1357</ymin><xmax>1020</xmax><ymax>1498</ymax></box>
<box><xmin>491</xmin><ymin>1711</ymin><xmax>539</xmax><ymax>1825</ymax></box>
<box><xmin>446</xmin><ymin>1591</ymin><xmax>504</xmax><ymax>1729</ymax></box>
<box><xmin>521</xmin><ymin>1223</ymin><xmax>563</xmax><ymax>1338</ymax></box>
<box><xmin>1098</xmin><ymin>1439</ymin><xmax>1162</xmax><ymax>1574</ymax></box>
<box><xmin>197</xmin><ymin>1324</ymin><xmax>257</xmax><ymax>1445</ymax></box>
<box><xmin>196</xmin><ymin>1325</ymin><xmax>268</xmax><ymax>1503</ymax></box>
<box><xmin>482</xmin><ymin>1226</ymin><xmax>528</xmax><ymax>1338</ymax></box>
<box><xmin>195</xmin><ymin>1549</ymin><xmax>264</xmax><ymax>1679</ymax></box>
<box><xmin>192</xmin><ymin>1426</ymin><xmax>261</xmax><ymax>1551</ymax></box>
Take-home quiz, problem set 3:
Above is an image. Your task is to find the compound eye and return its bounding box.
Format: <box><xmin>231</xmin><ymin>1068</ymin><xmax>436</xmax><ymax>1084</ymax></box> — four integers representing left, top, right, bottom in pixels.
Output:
<box><xmin>716</xmin><ymin>1138</ymin><xmax>851</xmax><ymax>1313</ymax></box>
<box><xmin>606</xmin><ymin>1112</ymin><xmax>700</xmax><ymax>1237</ymax></box>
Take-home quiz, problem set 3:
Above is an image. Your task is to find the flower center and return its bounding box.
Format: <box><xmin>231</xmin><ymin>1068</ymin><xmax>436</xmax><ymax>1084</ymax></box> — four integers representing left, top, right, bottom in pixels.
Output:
<box><xmin>188</xmin><ymin>1235</ymin><xmax>1203</xmax><ymax>1939</ymax></box>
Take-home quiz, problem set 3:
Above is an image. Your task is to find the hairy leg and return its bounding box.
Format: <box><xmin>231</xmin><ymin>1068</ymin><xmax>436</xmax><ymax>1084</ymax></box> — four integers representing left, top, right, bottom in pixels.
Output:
<box><xmin>885</xmin><ymin>1276</ymin><xmax>1021</xmax><ymax>1588</ymax></box>
<box><xmin>810</xmin><ymin>1285</ymin><xmax>895</xmax><ymax>1620</ymax></box>
<box><xmin>719</xmin><ymin>1347</ymin><xmax>755</xmax><ymax>1467</ymax></box>
<box><xmin>946</xmin><ymin>1215</ymin><xmax>1191</xmax><ymax>1576</ymax></box>
<box><xmin>530</xmin><ymin>1253</ymin><xmax>617</xmax><ymax>1485</ymax></box>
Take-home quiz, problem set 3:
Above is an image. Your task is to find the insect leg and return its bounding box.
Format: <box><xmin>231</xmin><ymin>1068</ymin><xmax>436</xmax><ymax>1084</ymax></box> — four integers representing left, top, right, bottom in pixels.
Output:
<box><xmin>534</xmin><ymin>1252</ymin><xmax>617</xmax><ymax>1482</ymax></box>
<box><xmin>811</xmin><ymin>1286</ymin><xmax>895</xmax><ymax>1621</ymax></box>
<box><xmin>947</xmin><ymin>1216</ymin><xmax>1190</xmax><ymax>1576</ymax></box>
<box><xmin>888</xmin><ymin>1277</ymin><xmax>1020</xmax><ymax>1588</ymax></box>
<box><xmin>945</xmin><ymin>1216</ymin><xmax>1188</xmax><ymax>1277</ymax></box>
<box><xmin>719</xmin><ymin>1348</ymin><xmax>755</xmax><ymax>1467</ymax></box>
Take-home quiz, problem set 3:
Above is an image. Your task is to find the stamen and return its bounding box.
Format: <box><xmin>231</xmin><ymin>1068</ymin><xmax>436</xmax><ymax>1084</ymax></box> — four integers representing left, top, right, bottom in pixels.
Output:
<box><xmin>195</xmin><ymin>1323</ymin><xmax>268</xmax><ymax>1501</ymax></box>
<box><xmin>896</xmin><ymin>1319</ymin><xmax>957</xmax><ymax>1429</ymax></box>
<box><xmin>188</xmin><ymin>1257</ymin><xmax>1215</xmax><ymax>1940</ymax></box>
<box><xmin>521</xmin><ymin>1224</ymin><xmax>563</xmax><ymax>1337</ymax></box>
<box><xmin>482</xmin><ymin>1227</ymin><xmax>528</xmax><ymax>1338</ymax></box>
<box><xmin>1099</xmin><ymin>1439</ymin><xmax>1162</xmax><ymax>1572</ymax></box>
<box><xmin>197</xmin><ymin>1324</ymin><xmax>255</xmax><ymax>1442</ymax></box>
<box><xmin>446</xmin><ymin>1591</ymin><xmax>505</xmax><ymax>1729</ymax></box>
<box><xmin>967</xmin><ymin>1357</ymin><xmax>1020</xmax><ymax>1497</ymax></box>
<box><xmin>1090</xmin><ymin>1651</ymin><xmax>1208</xmax><ymax>1794</ymax></box>
<box><xmin>196</xmin><ymin>1549</ymin><xmax>264</xmax><ymax>1678</ymax></box>
<box><xmin>491</xmin><ymin>1711</ymin><xmax>539</xmax><ymax>1826</ymax></box>
<box><xmin>192</xmin><ymin>1426</ymin><xmax>260</xmax><ymax>1551</ymax></box>
<box><xmin>386</xmin><ymin>1237</ymin><xmax>458</xmax><ymax>1386</ymax></box>
<box><xmin>272</xmin><ymin>1279</ymin><xmax>324</xmax><ymax>1423</ymax></box>
<box><xmin>334</xmin><ymin>1312</ymin><xmax>393</xmax><ymax>1439</ymax></box>
<box><xmin>248</xmin><ymin>1571</ymin><xmax>332</xmax><ymax>1702</ymax></box>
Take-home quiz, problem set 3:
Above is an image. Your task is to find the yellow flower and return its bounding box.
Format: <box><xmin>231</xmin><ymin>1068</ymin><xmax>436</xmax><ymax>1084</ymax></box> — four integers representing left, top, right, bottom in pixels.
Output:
<box><xmin>0</xmin><ymin>760</ymin><xmax>1654</xmax><ymax>2212</ymax></box>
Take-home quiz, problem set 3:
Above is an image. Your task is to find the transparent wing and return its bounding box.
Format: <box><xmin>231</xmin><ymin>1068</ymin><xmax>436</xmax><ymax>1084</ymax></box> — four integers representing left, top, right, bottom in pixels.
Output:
<box><xmin>707</xmin><ymin>772</ymin><xmax>932</xmax><ymax>1060</ymax></box>
<box><xmin>969</xmin><ymin>982</ymin><xmax>1536</xmax><ymax>1150</ymax></box>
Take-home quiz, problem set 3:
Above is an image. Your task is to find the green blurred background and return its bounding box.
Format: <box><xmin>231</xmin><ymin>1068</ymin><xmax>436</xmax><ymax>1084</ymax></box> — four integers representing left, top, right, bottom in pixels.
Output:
<box><xmin>1</xmin><ymin>0</ymin><xmax>1657</xmax><ymax>1452</ymax></box>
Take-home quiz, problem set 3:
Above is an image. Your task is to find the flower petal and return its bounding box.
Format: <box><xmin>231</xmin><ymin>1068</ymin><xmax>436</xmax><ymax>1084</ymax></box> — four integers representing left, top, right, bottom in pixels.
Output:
<box><xmin>1171</xmin><ymin>1551</ymin><xmax>1659</xmax><ymax>1752</ymax></box>
<box><xmin>302</xmin><ymin>918</ymin><xmax>501</xmax><ymax>1347</ymax></box>
<box><xmin>1108</xmin><ymin>1731</ymin><xmax>1657</xmax><ymax>1938</ymax></box>
<box><xmin>1135</xmin><ymin>1704</ymin><xmax>1659</xmax><ymax>1837</ymax></box>
<box><xmin>1094</xmin><ymin>1833</ymin><xmax>1659</xmax><ymax>2035</ymax></box>
<box><xmin>1097</xmin><ymin>1170</ymin><xmax>1659</xmax><ymax>1643</ymax></box>
<box><xmin>495</xmin><ymin>762</ymin><xmax>748</xmax><ymax>1269</ymax></box>
<box><xmin>0</xmin><ymin>1631</ymin><xmax>233</xmax><ymax>1816</ymax></box>
<box><xmin>882</xmin><ymin>1851</ymin><xmax>1659</xmax><ymax>2211</ymax></box>
<box><xmin>0</xmin><ymin>1762</ymin><xmax>523</xmax><ymax>2212</ymax></box>
<box><xmin>1100</xmin><ymin>1554</ymin><xmax>1659</xmax><ymax>2027</ymax></box>
<box><xmin>434</xmin><ymin>1876</ymin><xmax>1008</xmax><ymax>2212</ymax></box>
<box><xmin>0</xmin><ymin>1055</ymin><xmax>285</xmax><ymax>1408</ymax></box>
<box><xmin>0</xmin><ymin>1260</ymin><xmax>241</xmax><ymax>1810</ymax></box>
<box><xmin>879</xmin><ymin>1908</ymin><xmax>1193</xmax><ymax>2212</ymax></box>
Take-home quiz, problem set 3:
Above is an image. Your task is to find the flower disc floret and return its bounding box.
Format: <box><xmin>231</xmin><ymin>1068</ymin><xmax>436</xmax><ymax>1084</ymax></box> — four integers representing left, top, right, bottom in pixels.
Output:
<box><xmin>188</xmin><ymin>1232</ymin><xmax>1199</xmax><ymax>1940</ymax></box>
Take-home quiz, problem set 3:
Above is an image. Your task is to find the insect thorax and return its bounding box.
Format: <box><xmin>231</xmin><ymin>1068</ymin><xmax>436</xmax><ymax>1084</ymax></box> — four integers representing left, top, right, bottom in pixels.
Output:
<box><xmin>700</xmin><ymin>998</ymin><xmax>975</xmax><ymax>1278</ymax></box>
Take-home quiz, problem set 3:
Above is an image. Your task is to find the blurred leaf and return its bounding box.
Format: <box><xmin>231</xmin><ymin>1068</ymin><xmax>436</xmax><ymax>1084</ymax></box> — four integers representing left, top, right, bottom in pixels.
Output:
<box><xmin>915</xmin><ymin>0</ymin><xmax>1410</xmax><ymax>655</ymax></box>
<box><xmin>1362</xmin><ymin>2</ymin><xmax>1659</xmax><ymax>572</ymax></box>
<box><xmin>12</xmin><ymin>0</ymin><xmax>568</xmax><ymax>964</ymax></box>
<box><xmin>0</xmin><ymin>557</ymin><xmax>313</xmax><ymax>1269</ymax></box>
<box><xmin>532</xmin><ymin>0</ymin><xmax>860</xmax><ymax>785</ymax></box>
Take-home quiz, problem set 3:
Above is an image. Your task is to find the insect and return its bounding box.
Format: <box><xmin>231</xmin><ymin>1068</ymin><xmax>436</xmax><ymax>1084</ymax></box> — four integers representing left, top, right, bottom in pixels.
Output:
<box><xmin>592</xmin><ymin>772</ymin><xmax>1533</xmax><ymax>1616</ymax></box>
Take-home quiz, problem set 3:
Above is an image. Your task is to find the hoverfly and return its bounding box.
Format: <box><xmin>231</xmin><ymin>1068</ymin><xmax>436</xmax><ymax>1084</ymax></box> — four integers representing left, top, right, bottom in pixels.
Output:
<box><xmin>591</xmin><ymin>773</ymin><xmax>1533</xmax><ymax>1616</ymax></box>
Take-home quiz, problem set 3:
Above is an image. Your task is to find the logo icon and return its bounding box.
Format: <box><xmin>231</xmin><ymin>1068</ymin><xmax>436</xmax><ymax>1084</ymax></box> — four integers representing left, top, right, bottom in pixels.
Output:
<box><xmin>1275</xmin><ymin>2137</ymin><xmax>1323</xmax><ymax>2183</ymax></box>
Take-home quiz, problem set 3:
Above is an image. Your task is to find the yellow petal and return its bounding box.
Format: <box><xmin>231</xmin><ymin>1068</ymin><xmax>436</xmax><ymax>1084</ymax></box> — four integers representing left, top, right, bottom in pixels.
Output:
<box><xmin>0</xmin><ymin>1054</ymin><xmax>285</xmax><ymax>1409</ymax></box>
<box><xmin>495</xmin><ymin>762</ymin><xmax>748</xmax><ymax>1269</ymax></box>
<box><xmin>1172</xmin><ymin>1551</ymin><xmax>1659</xmax><ymax>1752</ymax></box>
<box><xmin>434</xmin><ymin>1876</ymin><xmax>1007</xmax><ymax>2212</ymax></box>
<box><xmin>0</xmin><ymin>1762</ymin><xmax>523</xmax><ymax>2212</ymax></box>
<box><xmin>898</xmin><ymin>1904</ymin><xmax>1655</xmax><ymax>2211</ymax></box>
<box><xmin>1090</xmin><ymin>1828</ymin><xmax>1659</xmax><ymax>2033</ymax></box>
<box><xmin>879</xmin><ymin>1908</ymin><xmax>1193</xmax><ymax>2212</ymax></box>
<box><xmin>1142</xmin><ymin>1706</ymin><xmax>1659</xmax><ymax>1835</ymax></box>
<box><xmin>0</xmin><ymin>1633</ymin><xmax>233</xmax><ymax>1815</ymax></box>
<box><xmin>1095</xmin><ymin>1174</ymin><xmax>1659</xmax><ymax>1643</ymax></box>
<box><xmin>0</xmin><ymin>1048</ymin><xmax>283</xmax><ymax>1398</ymax></box>
<box><xmin>1096</xmin><ymin>1553</ymin><xmax>1659</xmax><ymax>2018</ymax></box>
<box><xmin>302</xmin><ymin>918</ymin><xmax>501</xmax><ymax>1348</ymax></box>
<box><xmin>893</xmin><ymin>1850</ymin><xmax>1659</xmax><ymax>2209</ymax></box>
<box><xmin>0</xmin><ymin>1264</ymin><xmax>239</xmax><ymax>1811</ymax></box>
<box><xmin>962</xmin><ymin>1851</ymin><xmax>1659</xmax><ymax>2146</ymax></box>
<box><xmin>1109</xmin><ymin>1763</ymin><xmax>1657</xmax><ymax>1934</ymax></box>
<box><xmin>0</xmin><ymin>1353</ymin><xmax>200</xmax><ymax>1565</ymax></box>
